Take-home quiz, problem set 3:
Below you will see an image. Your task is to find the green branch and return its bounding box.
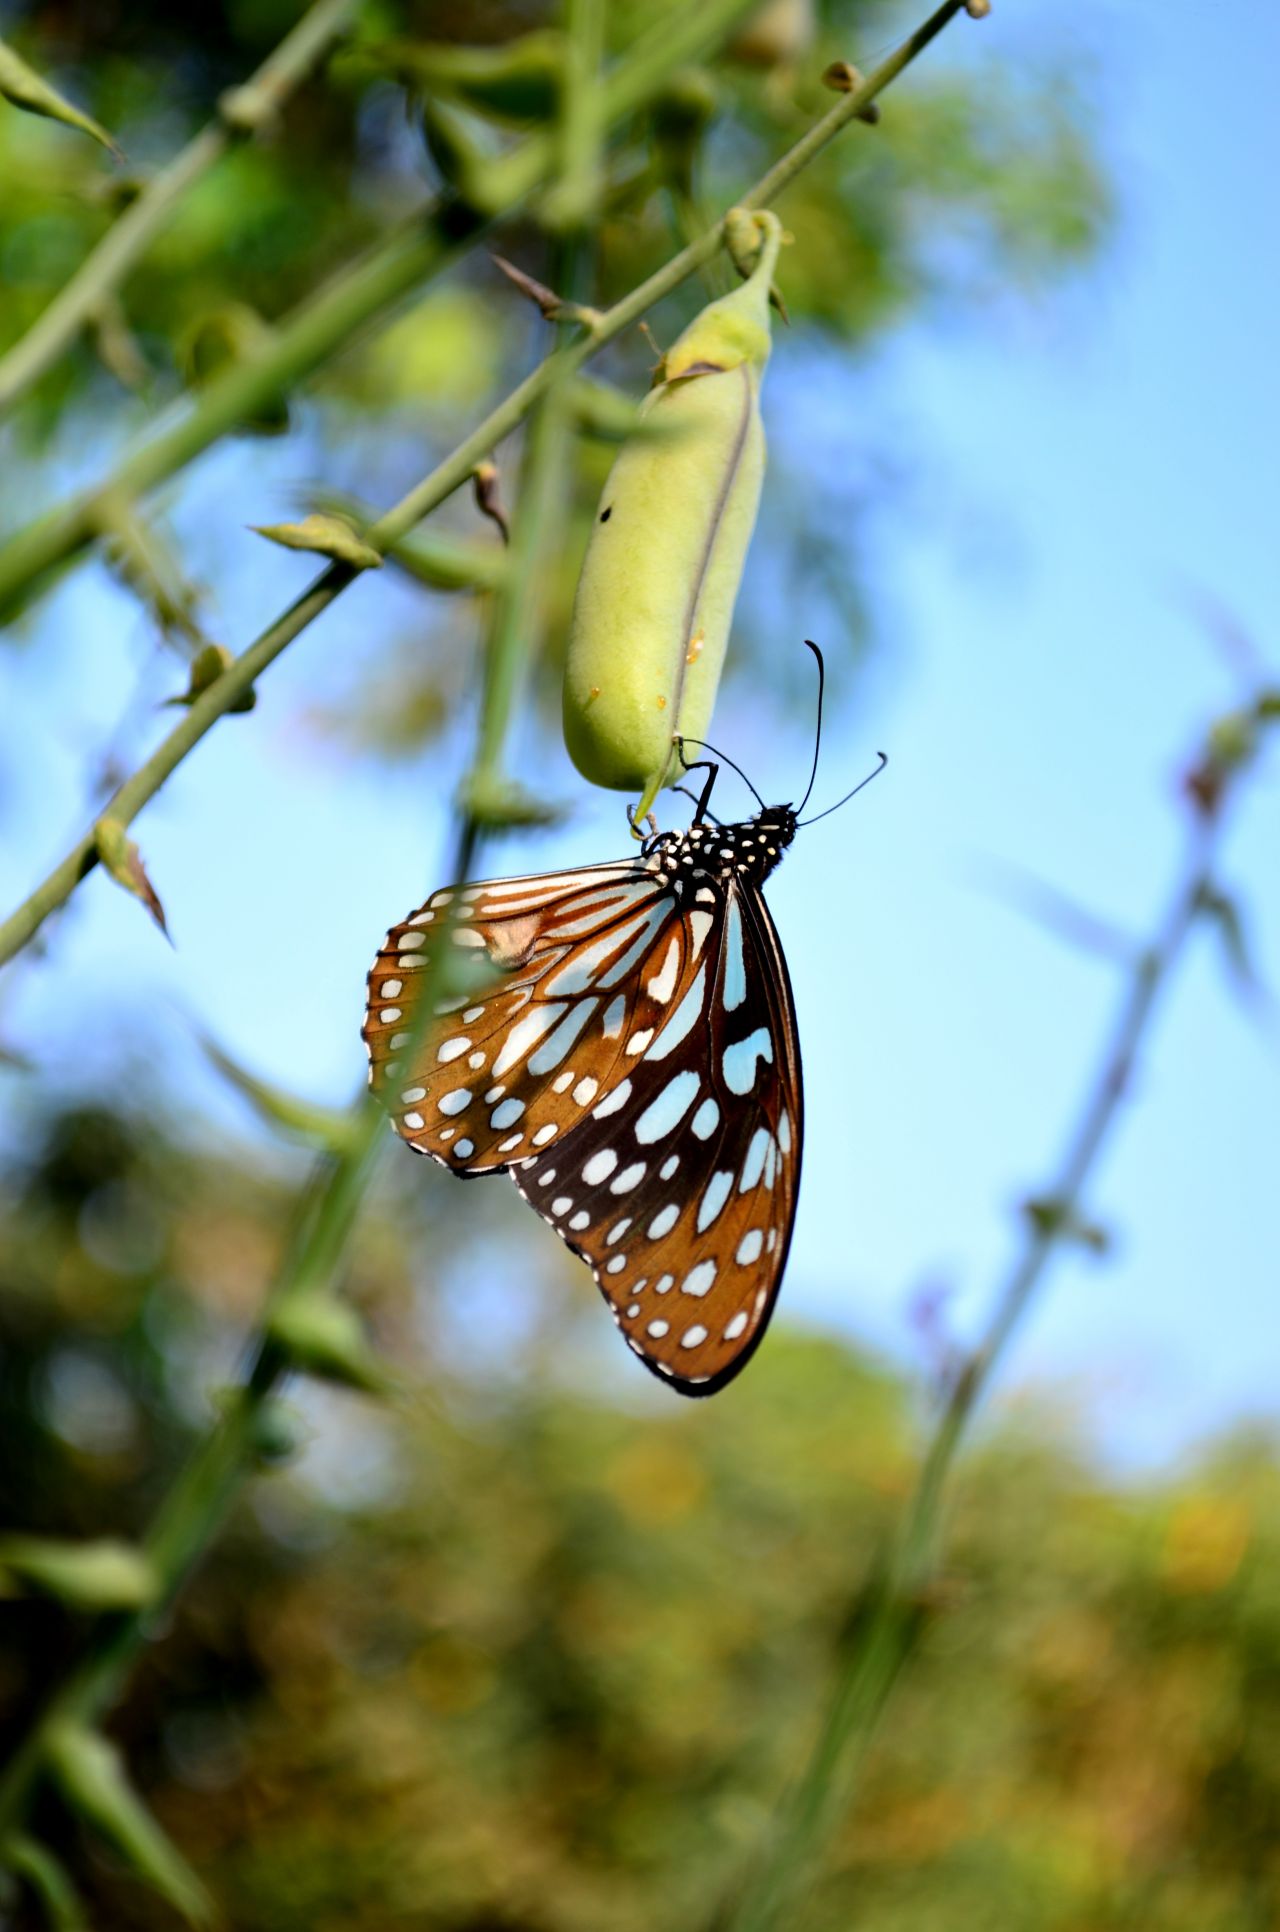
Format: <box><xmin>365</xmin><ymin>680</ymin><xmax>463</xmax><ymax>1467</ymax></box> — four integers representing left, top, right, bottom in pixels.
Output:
<box><xmin>718</xmin><ymin>698</ymin><xmax>1277</xmax><ymax>1932</ymax></box>
<box><xmin>0</xmin><ymin>0</ymin><xmax>975</xmax><ymax>971</ymax></box>
<box><xmin>0</xmin><ymin>0</ymin><xmax>359</xmax><ymax>417</ymax></box>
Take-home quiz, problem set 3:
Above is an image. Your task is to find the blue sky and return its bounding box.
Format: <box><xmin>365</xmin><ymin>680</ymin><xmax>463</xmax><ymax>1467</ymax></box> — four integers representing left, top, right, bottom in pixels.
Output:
<box><xmin>1</xmin><ymin>0</ymin><xmax>1277</xmax><ymax>1468</ymax></box>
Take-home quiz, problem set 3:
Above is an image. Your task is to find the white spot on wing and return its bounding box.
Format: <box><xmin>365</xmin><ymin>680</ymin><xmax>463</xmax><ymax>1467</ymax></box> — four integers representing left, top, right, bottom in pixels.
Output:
<box><xmin>634</xmin><ymin>1070</ymin><xmax>699</xmax><ymax>1144</ymax></box>
<box><xmin>492</xmin><ymin>1003</ymin><xmax>567</xmax><ymax>1078</ymax></box>
<box><xmin>592</xmin><ymin>1079</ymin><xmax>632</xmax><ymax>1119</ymax></box>
<box><xmin>646</xmin><ymin>934</ymin><xmax>681</xmax><ymax>1004</ymax></box>
<box><xmin>697</xmin><ymin>1171</ymin><xmax>734</xmax><ymax>1232</ymax></box>
<box><xmin>681</xmin><ymin>1260</ymin><xmax>717</xmax><ymax>1298</ymax></box>
<box><xmin>722</xmin><ymin>1026</ymin><xmax>773</xmax><ymax>1094</ymax></box>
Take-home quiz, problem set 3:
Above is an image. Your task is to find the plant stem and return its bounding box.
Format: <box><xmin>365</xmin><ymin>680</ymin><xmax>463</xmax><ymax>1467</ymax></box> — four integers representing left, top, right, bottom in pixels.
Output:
<box><xmin>0</xmin><ymin>0</ymin><xmax>359</xmax><ymax>417</ymax></box>
<box><xmin>719</xmin><ymin>777</ymin><xmax>1242</xmax><ymax>1932</ymax></box>
<box><xmin>0</xmin><ymin>0</ymin><xmax>970</xmax><ymax>971</ymax></box>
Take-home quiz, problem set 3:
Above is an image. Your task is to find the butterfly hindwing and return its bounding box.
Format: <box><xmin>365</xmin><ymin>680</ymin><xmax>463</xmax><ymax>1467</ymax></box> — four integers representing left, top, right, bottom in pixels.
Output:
<box><xmin>514</xmin><ymin>874</ymin><xmax>803</xmax><ymax>1395</ymax></box>
<box><xmin>363</xmin><ymin>860</ymin><xmax>718</xmax><ymax>1174</ymax></box>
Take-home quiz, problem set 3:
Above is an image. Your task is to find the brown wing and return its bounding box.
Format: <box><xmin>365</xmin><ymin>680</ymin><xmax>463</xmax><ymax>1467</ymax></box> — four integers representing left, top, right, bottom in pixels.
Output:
<box><xmin>362</xmin><ymin>860</ymin><xmax>723</xmax><ymax>1174</ymax></box>
<box><xmin>514</xmin><ymin>878</ymin><xmax>803</xmax><ymax>1396</ymax></box>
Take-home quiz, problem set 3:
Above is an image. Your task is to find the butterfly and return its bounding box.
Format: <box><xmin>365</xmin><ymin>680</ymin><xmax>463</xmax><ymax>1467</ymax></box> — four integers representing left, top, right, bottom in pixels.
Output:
<box><xmin>362</xmin><ymin>652</ymin><xmax>882</xmax><ymax>1396</ymax></box>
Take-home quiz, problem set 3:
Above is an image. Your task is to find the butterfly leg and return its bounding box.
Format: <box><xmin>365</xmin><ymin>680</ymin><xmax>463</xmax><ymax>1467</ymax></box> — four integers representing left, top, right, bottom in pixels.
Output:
<box><xmin>671</xmin><ymin>784</ymin><xmax>724</xmax><ymax>826</ymax></box>
<box><xmin>674</xmin><ymin>737</ymin><xmax>721</xmax><ymax>825</ymax></box>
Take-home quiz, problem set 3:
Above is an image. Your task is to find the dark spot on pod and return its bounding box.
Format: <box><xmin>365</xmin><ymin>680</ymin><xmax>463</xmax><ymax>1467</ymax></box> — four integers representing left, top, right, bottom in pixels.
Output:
<box><xmin>600</xmin><ymin>505</ymin><xmax>612</xmax><ymax>523</ymax></box>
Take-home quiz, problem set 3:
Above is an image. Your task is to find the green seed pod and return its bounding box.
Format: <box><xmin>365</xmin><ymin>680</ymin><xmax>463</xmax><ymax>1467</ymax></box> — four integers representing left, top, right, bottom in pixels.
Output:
<box><xmin>563</xmin><ymin>210</ymin><xmax>784</xmax><ymax>823</ymax></box>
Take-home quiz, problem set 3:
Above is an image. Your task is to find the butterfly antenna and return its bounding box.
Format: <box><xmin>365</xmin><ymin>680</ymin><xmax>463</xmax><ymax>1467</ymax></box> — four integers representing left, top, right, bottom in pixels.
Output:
<box><xmin>796</xmin><ymin>639</ymin><xmax>826</xmax><ymax>815</ymax></box>
<box><xmin>676</xmin><ymin>736</ymin><xmax>767</xmax><ymax>813</ymax></box>
<box><xmin>798</xmin><ymin>750</ymin><xmax>888</xmax><ymax>827</ymax></box>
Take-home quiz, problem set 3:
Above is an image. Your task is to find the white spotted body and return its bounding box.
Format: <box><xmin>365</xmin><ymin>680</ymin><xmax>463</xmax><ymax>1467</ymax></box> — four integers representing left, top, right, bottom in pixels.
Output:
<box><xmin>363</xmin><ymin>805</ymin><xmax>803</xmax><ymax>1396</ymax></box>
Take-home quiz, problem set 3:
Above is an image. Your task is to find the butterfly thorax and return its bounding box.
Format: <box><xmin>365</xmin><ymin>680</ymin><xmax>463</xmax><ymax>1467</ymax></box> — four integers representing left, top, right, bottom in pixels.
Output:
<box><xmin>641</xmin><ymin>806</ymin><xmax>797</xmax><ymax>897</ymax></box>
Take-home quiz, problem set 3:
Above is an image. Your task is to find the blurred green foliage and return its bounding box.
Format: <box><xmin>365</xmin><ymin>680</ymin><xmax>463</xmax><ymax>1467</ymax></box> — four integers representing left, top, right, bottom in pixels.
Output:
<box><xmin>2</xmin><ymin>1102</ymin><xmax>1278</xmax><ymax>1931</ymax></box>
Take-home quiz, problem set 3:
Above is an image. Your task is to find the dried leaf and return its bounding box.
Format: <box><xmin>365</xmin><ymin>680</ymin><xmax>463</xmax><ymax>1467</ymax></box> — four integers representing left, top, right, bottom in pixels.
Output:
<box><xmin>251</xmin><ymin>512</ymin><xmax>383</xmax><ymax>571</ymax></box>
<box><xmin>93</xmin><ymin>818</ymin><xmax>169</xmax><ymax>939</ymax></box>
<box><xmin>0</xmin><ymin>38</ymin><xmax>121</xmax><ymax>156</ymax></box>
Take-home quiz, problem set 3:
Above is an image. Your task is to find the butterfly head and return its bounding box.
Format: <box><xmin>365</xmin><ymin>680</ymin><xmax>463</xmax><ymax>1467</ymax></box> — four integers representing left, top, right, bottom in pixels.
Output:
<box><xmin>643</xmin><ymin>804</ymin><xmax>797</xmax><ymax>897</ymax></box>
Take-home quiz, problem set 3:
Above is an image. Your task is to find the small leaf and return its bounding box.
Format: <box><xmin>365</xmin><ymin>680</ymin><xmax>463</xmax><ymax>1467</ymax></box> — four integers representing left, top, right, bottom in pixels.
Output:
<box><xmin>2</xmin><ymin>1834</ymin><xmax>88</xmax><ymax>1932</ymax></box>
<box><xmin>1022</xmin><ymin>1196</ymin><xmax>1112</xmax><ymax>1255</ymax></box>
<box><xmin>268</xmin><ymin>1296</ymin><xmax>393</xmax><ymax>1395</ymax></box>
<box><xmin>471</xmin><ymin>461</ymin><xmax>510</xmax><ymax>543</ymax></box>
<box><xmin>0</xmin><ymin>1537</ymin><xmax>159</xmax><ymax>1612</ymax></box>
<box><xmin>93</xmin><ymin>818</ymin><xmax>169</xmax><ymax>939</ymax></box>
<box><xmin>44</xmin><ymin>1726</ymin><xmax>213</xmax><ymax>1928</ymax></box>
<box><xmin>164</xmin><ymin>642</ymin><xmax>256</xmax><ymax>713</ymax></box>
<box><xmin>303</xmin><ymin>491</ymin><xmax>506</xmax><ymax>591</ymax></box>
<box><xmin>204</xmin><ymin>1038</ymin><xmax>362</xmax><ymax>1153</ymax></box>
<box><xmin>251</xmin><ymin>513</ymin><xmax>383</xmax><ymax>571</ymax></box>
<box><xmin>1196</xmin><ymin>882</ymin><xmax>1269</xmax><ymax>1006</ymax></box>
<box><xmin>0</xmin><ymin>39</ymin><xmax>121</xmax><ymax>156</ymax></box>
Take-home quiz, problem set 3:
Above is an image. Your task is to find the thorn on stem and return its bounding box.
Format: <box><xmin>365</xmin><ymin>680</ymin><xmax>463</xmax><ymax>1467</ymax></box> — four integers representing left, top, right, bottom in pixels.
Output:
<box><xmin>491</xmin><ymin>254</ymin><xmax>601</xmax><ymax>330</ymax></box>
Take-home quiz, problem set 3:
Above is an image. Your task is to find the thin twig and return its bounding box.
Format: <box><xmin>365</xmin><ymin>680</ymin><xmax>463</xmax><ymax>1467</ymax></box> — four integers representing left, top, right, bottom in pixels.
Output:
<box><xmin>0</xmin><ymin>0</ymin><xmax>359</xmax><ymax>416</ymax></box>
<box><xmin>717</xmin><ymin>709</ymin><xmax>1269</xmax><ymax>1932</ymax></box>
<box><xmin>0</xmin><ymin>0</ymin><xmax>973</xmax><ymax>971</ymax></box>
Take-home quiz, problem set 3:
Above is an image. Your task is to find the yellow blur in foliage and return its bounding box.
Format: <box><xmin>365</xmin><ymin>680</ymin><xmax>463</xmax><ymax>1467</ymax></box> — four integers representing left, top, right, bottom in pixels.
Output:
<box><xmin>563</xmin><ymin>212</ymin><xmax>784</xmax><ymax>821</ymax></box>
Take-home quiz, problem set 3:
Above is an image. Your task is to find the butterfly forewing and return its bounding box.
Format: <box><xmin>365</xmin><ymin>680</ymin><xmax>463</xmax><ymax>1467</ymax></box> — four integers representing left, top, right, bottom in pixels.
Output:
<box><xmin>513</xmin><ymin>876</ymin><xmax>801</xmax><ymax>1393</ymax></box>
<box><xmin>363</xmin><ymin>861</ymin><xmax>719</xmax><ymax>1175</ymax></box>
